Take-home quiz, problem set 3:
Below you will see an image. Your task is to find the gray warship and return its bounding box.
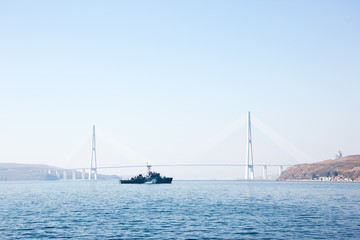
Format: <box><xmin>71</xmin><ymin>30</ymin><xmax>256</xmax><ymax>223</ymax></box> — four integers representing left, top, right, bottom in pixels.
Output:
<box><xmin>120</xmin><ymin>164</ymin><xmax>172</xmax><ymax>184</ymax></box>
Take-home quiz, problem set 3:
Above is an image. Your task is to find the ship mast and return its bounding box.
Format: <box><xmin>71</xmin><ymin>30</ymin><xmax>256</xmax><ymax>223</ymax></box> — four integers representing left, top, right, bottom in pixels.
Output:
<box><xmin>146</xmin><ymin>162</ymin><xmax>152</xmax><ymax>174</ymax></box>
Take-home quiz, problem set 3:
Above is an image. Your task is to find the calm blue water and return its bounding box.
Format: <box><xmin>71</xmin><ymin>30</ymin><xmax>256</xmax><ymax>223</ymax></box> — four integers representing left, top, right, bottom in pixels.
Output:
<box><xmin>0</xmin><ymin>180</ymin><xmax>359</xmax><ymax>239</ymax></box>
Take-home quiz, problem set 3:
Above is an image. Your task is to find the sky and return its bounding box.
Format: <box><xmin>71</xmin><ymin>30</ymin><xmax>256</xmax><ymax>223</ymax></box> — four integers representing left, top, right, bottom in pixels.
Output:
<box><xmin>0</xmin><ymin>1</ymin><xmax>359</xmax><ymax>179</ymax></box>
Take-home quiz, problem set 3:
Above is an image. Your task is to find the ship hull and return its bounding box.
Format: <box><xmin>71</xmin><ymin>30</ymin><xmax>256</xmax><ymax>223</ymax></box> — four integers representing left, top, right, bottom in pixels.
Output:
<box><xmin>119</xmin><ymin>179</ymin><xmax>145</xmax><ymax>184</ymax></box>
<box><xmin>119</xmin><ymin>177</ymin><xmax>173</xmax><ymax>184</ymax></box>
<box><xmin>146</xmin><ymin>177</ymin><xmax>173</xmax><ymax>184</ymax></box>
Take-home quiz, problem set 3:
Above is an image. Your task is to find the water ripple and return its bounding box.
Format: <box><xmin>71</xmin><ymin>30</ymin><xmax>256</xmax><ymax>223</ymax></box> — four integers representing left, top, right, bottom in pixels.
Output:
<box><xmin>0</xmin><ymin>181</ymin><xmax>359</xmax><ymax>239</ymax></box>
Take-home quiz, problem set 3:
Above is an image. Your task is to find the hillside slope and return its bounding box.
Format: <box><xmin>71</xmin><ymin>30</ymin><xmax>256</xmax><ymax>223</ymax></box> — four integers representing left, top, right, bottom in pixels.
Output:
<box><xmin>0</xmin><ymin>163</ymin><xmax>59</xmax><ymax>181</ymax></box>
<box><xmin>0</xmin><ymin>163</ymin><xmax>119</xmax><ymax>181</ymax></box>
<box><xmin>278</xmin><ymin>155</ymin><xmax>360</xmax><ymax>181</ymax></box>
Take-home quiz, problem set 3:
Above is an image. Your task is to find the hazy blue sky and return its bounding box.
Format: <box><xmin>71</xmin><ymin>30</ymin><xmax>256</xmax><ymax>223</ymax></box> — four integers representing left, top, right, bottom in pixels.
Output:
<box><xmin>1</xmin><ymin>1</ymin><xmax>359</xmax><ymax>179</ymax></box>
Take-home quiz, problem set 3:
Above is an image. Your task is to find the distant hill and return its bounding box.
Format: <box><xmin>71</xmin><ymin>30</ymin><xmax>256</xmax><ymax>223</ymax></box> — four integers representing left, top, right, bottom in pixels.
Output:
<box><xmin>0</xmin><ymin>163</ymin><xmax>120</xmax><ymax>181</ymax></box>
<box><xmin>278</xmin><ymin>155</ymin><xmax>360</xmax><ymax>181</ymax></box>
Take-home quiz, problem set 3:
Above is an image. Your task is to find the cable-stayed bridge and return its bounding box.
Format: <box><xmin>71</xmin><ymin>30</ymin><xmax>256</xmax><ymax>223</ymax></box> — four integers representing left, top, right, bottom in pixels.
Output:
<box><xmin>44</xmin><ymin>112</ymin><xmax>303</xmax><ymax>181</ymax></box>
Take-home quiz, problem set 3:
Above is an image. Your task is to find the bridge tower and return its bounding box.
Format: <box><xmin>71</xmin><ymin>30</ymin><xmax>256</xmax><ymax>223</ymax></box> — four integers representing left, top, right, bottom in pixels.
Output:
<box><xmin>89</xmin><ymin>125</ymin><xmax>97</xmax><ymax>180</ymax></box>
<box><xmin>245</xmin><ymin>111</ymin><xmax>254</xmax><ymax>180</ymax></box>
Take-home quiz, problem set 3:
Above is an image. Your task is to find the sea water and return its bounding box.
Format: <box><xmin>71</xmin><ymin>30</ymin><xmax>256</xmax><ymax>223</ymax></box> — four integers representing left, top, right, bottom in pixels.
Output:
<box><xmin>0</xmin><ymin>180</ymin><xmax>359</xmax><ymax>239</ymax></box>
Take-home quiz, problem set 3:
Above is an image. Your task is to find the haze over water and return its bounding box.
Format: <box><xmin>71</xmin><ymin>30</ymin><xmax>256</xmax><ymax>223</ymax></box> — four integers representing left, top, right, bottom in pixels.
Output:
<box><xmin>1</xmin><ymin>180</ymin><xmax>359</xmax><ymax>239</ymax></box>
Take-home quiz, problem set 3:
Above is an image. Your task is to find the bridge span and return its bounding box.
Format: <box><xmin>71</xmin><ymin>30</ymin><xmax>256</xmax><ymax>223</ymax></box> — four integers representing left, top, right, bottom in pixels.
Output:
<box><xmin>46</xmin><ymin>163</ymin><xmax>292</xmax><ymax>181</ymax></box>
<box><xmin>45</xmin><ymin>112</ymin><xmax>295</xmax><ymax>181</ymax></box>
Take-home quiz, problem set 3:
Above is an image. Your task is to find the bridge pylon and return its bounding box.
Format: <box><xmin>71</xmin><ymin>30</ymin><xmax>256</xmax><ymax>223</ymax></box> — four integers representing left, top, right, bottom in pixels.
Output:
<box><xmin>245</xmin><ymin>111</ymin><xmax>254</xmax><ymax>180</ymax></box>
<box><xmin>89</xmin><ymin>125</ymin><xmax>97</xmax><ymax>180</ymax></box>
